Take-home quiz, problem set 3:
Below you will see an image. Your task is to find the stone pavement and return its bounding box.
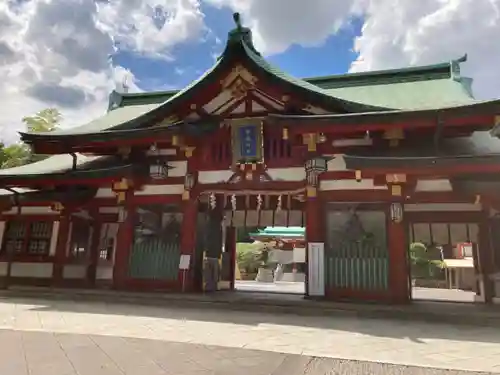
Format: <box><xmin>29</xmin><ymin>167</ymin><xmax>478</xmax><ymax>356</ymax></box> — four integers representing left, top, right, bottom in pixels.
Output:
<box><xmin>0</xmin><ymin>296</ymin><xmax>500</xmax><ymax>374</ymax></box>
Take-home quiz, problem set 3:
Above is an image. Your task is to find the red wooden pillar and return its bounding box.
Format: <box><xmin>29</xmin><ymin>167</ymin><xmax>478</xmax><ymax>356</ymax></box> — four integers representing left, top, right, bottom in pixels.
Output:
<box><xmin>305</xmin><ymin>189</ymin><xmax>322</xmax><ymax>297</ymax></box>
<box><xmin>113</xmin><ymin>206</ymin><xmax>134</xmax><ymax>289</ymax></box>
<box><xmin>477</xmin><ymin>210</ymin><xmax>494</xmax><ymax>303</ymax></box>
<box><xmin>387</xmin><ymin>203</ymin><xmax>410</xmax><ymax>304</ymax></box>
<box><xmin>53</xmin><ymin>212</ymin><xmax>71</xmax><ymax>286</ymax></box>
<box><xmin>178</xmin><ymin>198</ymin><xmax>198</xmax><ymax>292</ymax></box>
<box><xmin>87</xmin><ymin>219</ymin><xmax>102</xmax><ymax>287</ymax></box>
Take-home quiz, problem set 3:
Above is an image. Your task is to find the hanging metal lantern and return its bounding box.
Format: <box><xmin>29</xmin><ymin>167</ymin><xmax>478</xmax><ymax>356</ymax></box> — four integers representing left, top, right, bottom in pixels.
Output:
<box><xmin>390</xmin><ymin>202</ymin><xmax>403</xmax><ymax>223</ymax></box>
<box><xmin>182</xmin><ymin>173</ymin><xmax>195</xmax><ymax>201</ymax></box>
<box><xmin>184</xmin><ymin>173</ymin><xmax>195</xmax><ymax>191</ymax></box>
<box><xmin>117</xmin><ymin>206</ymin><xmax>127</xmax><ymax>223</ymax></box>
<box><xmin>149</xmin><ymin>161</ymin><xmax>169</xmax><ymax>179</ymax></box>
<box><xmin>304</xmin><ymin>156</ymin><xmax>330</xmax><ymax>187</ymax></box>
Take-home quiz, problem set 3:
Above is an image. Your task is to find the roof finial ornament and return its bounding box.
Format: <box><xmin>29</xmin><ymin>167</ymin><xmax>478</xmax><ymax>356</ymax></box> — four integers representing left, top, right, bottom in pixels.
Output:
<box><xmin>233</xmin><ymin>12</ymin><xmax>242</xmax><ymax>30</ymax></box>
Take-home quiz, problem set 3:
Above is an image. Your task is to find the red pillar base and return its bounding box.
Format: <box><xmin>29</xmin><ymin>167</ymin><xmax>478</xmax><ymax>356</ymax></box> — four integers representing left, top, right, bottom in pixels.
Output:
<box><xmin>113</xmin><ymin>206</ymin><xmax>134</xmax><ymax>290</ymax></box>
<box><xmin>388</xmin><ymin>205</ymin><xmax>410</xmax><ymax>304</ymax></box>
<box><xmin>178</xmin><ymin>199</ymin><xmax>198</xmax><ymax>292</ymax></box>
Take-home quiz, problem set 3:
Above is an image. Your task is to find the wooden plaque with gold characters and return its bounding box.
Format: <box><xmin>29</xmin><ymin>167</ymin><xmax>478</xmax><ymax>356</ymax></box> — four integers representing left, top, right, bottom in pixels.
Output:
<box><xmin>230</xmin><ymin>118</ymin><xmax>263</xmax><ymax>165</ymax></box>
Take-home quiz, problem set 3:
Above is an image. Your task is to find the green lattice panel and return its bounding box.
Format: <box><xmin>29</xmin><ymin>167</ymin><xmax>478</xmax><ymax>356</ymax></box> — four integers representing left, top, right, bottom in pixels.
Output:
<box><xmin>128</xmin><ymin>237</ymin><xmax>180</xmax><ymax>280</ymax></box>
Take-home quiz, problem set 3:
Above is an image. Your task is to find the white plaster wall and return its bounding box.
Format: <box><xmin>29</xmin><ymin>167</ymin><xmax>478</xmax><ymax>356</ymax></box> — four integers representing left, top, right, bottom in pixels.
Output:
<box><xmin>49</xmin><ymin>221</ymin><xmax>59</xmax><ymax>256</ymax></box>
<box><xmin>0</xmin><ymin>262</ymin><xmax>8</xmax><ymax>276</ymax></box>
<box><xmin>146</xmin><ymin>148</ymin><xmax>176</xmax><ymax>156</ymax></box>
<box><xmin>96</xmin><ymin>188</ymin><xmax>114</xmax><ymax>198</ymax></box>
<box><xmin>320</xmin><ymin>179</ymin><xmax>388</xmax><ymax>191</ymax></box>
<box><xmin>96</xmin><ymin>265</ymin><xmax>113</xmax><ymax>280</ymax></box>
<box><xmin>415</xmin><ymin>179</ymin><xmax>453</xmax><ymax>192</ymax></box>
<box><xmin>198</xmin><ymin>170</ymin><xmax>233</xmax><ymax>184</ymax></box>
<box><xmin>168</xmin><ymin>161</ymin><xmax>187</xmax><ymax>177</ymax></box>
<box><xmin>63</xmin><ymin>265</ymin><xmax>87</xmax><ymax>279</ymax></box>
<box><xmin>267</xmin><ymin>167</ymin><xmax>305</xmax><ymax>181</ymax></box>
<box><xmin>10</xmin><ymin>263</ymin><xmax>53</xmax><ymax>278</ymax></box>
<box><xmin>135</xmin><ymin>184</ymin><xmax>184</xmax><ymax>195</ymax></box>
<box><xmin>404</xmin><ymin>203</ymin><xmax>482</xmax><ymax>212</ymax></box>
<box><xmin>2</xmin><ymin>206</ymin><xmax>57</xmax><ymax>215</ymax></box>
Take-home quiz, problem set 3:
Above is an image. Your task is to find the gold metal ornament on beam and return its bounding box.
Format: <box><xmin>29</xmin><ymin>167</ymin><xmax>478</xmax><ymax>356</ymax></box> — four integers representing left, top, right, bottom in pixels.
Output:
<box><xmin>112</xmin><ymin>178</ymin><xmax>129</xmax><ymax>192</ymax></box>
<box><xmin>390</xmin><ymin>184</ymin><xmax>402</xmax><ymax>197</ymax></box>
<box><xmin>383</xmin><ymin>128</ymin><xmax>405</xmax><ymax>147</ymax></box>
<box><xmin>172</xmin><ymin>135</ymin><xmax>180</xmax><ymax>146</ymax></box>
<box><xmin>116</xmin><ymin>191</ymin><xmax>126</xmax><ymax>204</ymax></box>
<box><xmin>306</xmin><ymin>186</ymin><xmax>317</xmax><ymax>198</ymax></box>
<box><xmin>475</xmin><ymin>194</ymin><xmax>481</xmax><ymax>205</ymax></box>
<box><xmin>183</xmin><ymin>146</ymin><xmax>196</xmax><ymax>158</ymax></box>
<box><xmin>303</xmin><ymin>133</ymin><xmax>317</xmax><ymax>152</ymax></box>
<box><xmin>355</xmin><ymin>170</ymin><xmax>362</xmax><ymax>182</ymax></box>
<box><xmin>386</xmin><ymin>173</ymin><xmax>407</xmax><ymax>184</ymax></box>
<box><xmin>282</xmin><ymin>127</ymin><xmax>289</xmax><ymax>140</ymax></box>
<box><xmin>51</xmin><ymin>202</ymin><xmax>64</xmax><ymax>212</ymax></box>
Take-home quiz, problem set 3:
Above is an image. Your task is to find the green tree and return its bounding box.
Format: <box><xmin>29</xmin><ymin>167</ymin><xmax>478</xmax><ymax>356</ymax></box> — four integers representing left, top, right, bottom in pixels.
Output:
<box><xmin>22</xmin><ymin>108</ymin><xmax>61</xmax><ymax>133</ymax></box>
<box><xmin>0</xmin><ymin>143</ymin><xmax>31</xmax><ymax>168</ymax></box>
<box><xmin>0</xmin><ymin>108</ymin><xmax>62</xmax><ymax>169</ymax></box>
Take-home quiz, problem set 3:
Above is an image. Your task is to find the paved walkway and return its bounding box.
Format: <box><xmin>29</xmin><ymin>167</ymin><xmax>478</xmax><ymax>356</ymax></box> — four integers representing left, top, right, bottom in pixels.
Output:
<box><xmin>0</xmin><ymin>297</ymin><xmax>499</xmax><ymax>374</ymax></box>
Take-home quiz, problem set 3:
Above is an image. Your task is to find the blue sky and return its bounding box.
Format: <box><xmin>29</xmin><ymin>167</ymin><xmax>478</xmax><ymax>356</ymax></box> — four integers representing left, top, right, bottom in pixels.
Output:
<box><xmin>113</xmin><ymin>4</ymin><xmax>364</xmax><ymax>92</ymax></box>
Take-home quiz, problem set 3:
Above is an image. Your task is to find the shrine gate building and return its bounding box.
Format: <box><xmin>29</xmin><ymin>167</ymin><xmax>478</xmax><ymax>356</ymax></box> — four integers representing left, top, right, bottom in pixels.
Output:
<box><xmin>1</xmin><ymin>13</ymin><xmax>500</xmax><ymax>304</ymax></box>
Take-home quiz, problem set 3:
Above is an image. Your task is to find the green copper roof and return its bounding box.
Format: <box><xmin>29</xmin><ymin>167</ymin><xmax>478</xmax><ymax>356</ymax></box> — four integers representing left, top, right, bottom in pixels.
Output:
<box><xmin>0</xmin><ymin>154</ymin><xmax>105</xmax><ymax>176</ymax></box>
<box><xmin>322</xmin><ymin>78</ymin><xmax>474</xmax><ymax>110</ymax></box>
<box><xmin>250</xmin><ymin>227</ymin><xmax>305</xmax><ymax>238</ymax></box>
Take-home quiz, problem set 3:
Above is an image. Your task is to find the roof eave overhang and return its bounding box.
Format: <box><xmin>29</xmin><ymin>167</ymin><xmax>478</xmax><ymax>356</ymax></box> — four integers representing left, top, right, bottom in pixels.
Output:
<box><xmin>0</xmin><ymin>164</ymin><xmax>143</xmax><ymax>188</ymax></box>
<box><xmin>343</xmin><ymin>154</ymin><xmax>500</xmax><ymax>176</ymax></box>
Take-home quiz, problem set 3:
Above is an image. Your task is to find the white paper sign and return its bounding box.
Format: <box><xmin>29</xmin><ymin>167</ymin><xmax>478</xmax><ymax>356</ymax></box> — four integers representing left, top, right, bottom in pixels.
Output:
<box><xmin>293</xmin><ymin>247</ymin><xmax>306</xmax><ymax>263</ymax></box>
<box><xmin>179</xmin><ymin>254</ymin><xmax>191</xmax><ymax>270</ymax></box>
<box><xmin>308</xmin><ymin>242</ymin><xmax>325</xmax><ymax>297</ymax></box>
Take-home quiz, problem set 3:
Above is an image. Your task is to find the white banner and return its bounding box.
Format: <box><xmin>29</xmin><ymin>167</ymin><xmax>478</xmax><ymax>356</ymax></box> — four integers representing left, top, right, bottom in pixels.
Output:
<box><xmin>308</xmin><ymin>242</ymin><xmax>325</xmax><ymax>297</ymax></box>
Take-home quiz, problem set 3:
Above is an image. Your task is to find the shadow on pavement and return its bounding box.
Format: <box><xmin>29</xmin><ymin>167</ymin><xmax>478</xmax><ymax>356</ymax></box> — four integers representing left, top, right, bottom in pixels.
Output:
<box><xmin>1</xmin><ymin>289</ymin><xmax>500</xmax><ymax>346</ymax></box>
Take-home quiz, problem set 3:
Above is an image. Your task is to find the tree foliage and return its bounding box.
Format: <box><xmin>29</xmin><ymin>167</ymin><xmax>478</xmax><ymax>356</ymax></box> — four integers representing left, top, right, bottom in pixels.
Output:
<box><xmin>0</xmin><ymin>108</ymin><xmax>62</xmax><ymax>169</ymax></box>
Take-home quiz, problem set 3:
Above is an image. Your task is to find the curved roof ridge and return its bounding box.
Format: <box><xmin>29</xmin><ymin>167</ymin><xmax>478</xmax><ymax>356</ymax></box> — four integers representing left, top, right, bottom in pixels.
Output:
<box><xmin>305</xmin><ymin>54</ymin><xmax>468</xmax><ymax>85</ymax></box>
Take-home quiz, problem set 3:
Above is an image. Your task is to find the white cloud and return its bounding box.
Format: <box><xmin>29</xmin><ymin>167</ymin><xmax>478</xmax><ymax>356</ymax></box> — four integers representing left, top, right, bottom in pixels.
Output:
<box><xmin>206</xmin><ymin>0</ymin><xmax>355</xmax><ymax>55</ymax></box>
<box><xmin>0</xmin><ymin>0</ymin><xmax>205</xmax><ymax>144</ymax></box>
<box><xmin>350</xmin><ymin>0</ymin><xmax>500</xmax><ymax>99</ymax></box>
<box><xmin>96</xmin><ymin>0</ymin><xmax>205</xmax><ymax>60</ymax></box>
<box><xmin>206</xmin><ymin>0</ymin><xmax>500</xmax><ymax>99</ymax></box>
<box><xmin>1</xmin><ymin>0</ymin><xmax>499</xmax><ymax>146</ymax></box>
